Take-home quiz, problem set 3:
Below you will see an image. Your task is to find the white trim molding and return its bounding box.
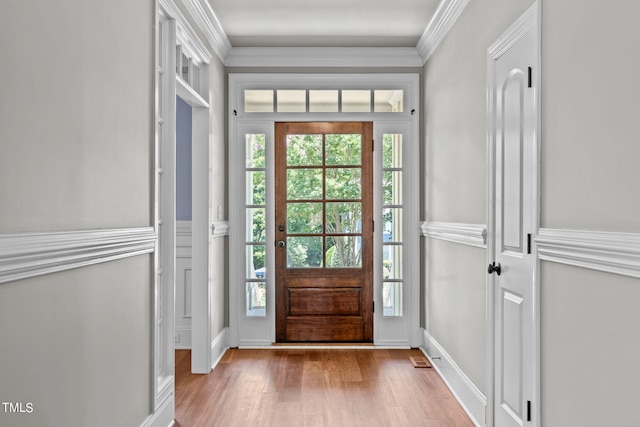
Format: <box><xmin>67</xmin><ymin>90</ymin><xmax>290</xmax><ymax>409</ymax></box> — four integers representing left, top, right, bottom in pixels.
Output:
<box><xmin>211</xmin><ymin>327</ymin><xmax>229</xmax><ymax>370</ymax></box>
<box><xmin>226</xmin><ymin>47</ymin><xmax>423</xmax><ymax>68</ymax></box>
<box><xmin>417</xmin><ymin>0</ymin><xmax>471</xmax><ymax>63</ymax></box>
<box><xmin>421</xmin><ymin>329</ymin><xmax>485</xmax><ymax>426</ymax></box>
<box><xmin>181</xmin><ymin>0</ymin><xmax>232</xmax><ymax>63</ymax></box>
<box><xmin>536</xmin><ymin>228</ymin><xmax>640</xmax><ymax>279</ymax></box>
<box><xmin>212</xmin><ymin>221</ymin><xmax>229</xmax><ymax>237</ymax></box>
<box><xmin>421</xmin><ymin>221</ymin><xmax>487</xmax><ymax>248</ymax></box>
<box><xmin>0</xmin><ymin>227</ymin><xmax>157</xmax><ymax>284</ymax></box>
<box><xmin>139</xmin><ymin>390</ymin><xmax>175</xmax><ymax>427</ymax></box>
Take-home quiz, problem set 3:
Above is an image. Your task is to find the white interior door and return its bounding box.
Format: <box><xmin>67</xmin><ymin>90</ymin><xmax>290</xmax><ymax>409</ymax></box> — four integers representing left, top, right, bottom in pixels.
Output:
<box><xmin>490</xmin><ymin>5</ymin><xmax>537</xmax><ymax>426</ymax></box>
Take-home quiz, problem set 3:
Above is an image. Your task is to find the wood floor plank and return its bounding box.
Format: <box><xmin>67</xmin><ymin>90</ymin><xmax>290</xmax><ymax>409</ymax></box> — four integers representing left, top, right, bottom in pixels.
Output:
<box><xmin>175</xmin><ymin>349</ymin><xmax>474</xmax><ymax>427</ymax></box>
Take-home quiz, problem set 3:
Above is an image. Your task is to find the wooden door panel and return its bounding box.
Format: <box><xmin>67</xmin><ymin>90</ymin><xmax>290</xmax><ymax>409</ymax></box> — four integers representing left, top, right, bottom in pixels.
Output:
<box><xmin>275</xmin><ymin>122</ymin><xmax>373</xmax><ymax>343</ymax></box>
<box><xmin>285</xmin><ymin>317</ymin><xmax>364</xmax><ymax>342</ymax></box>
<box><xmin>288</xmin><ymin>288</ymin><xmax>361</xmax><ymax>316</ymax></box>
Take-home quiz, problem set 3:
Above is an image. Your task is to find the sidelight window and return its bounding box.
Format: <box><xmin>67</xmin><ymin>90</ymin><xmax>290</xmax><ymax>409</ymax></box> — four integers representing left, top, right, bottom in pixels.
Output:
<box><xmin>245</xmin><ymin>134</ymin><xmax>267</xmax><ymax>316</ymax></box>
<box><xmin>382</xmin><ymin>133</ymin><xmax>404</xmax><ymax>316</ymax></box>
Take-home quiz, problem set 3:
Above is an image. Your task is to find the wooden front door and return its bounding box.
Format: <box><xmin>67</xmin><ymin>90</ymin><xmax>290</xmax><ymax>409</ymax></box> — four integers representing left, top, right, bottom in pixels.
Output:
<box><xmin>275</xmin><ymin>122</ymin><xmax>373</xmax><ymax>342</ymax></box>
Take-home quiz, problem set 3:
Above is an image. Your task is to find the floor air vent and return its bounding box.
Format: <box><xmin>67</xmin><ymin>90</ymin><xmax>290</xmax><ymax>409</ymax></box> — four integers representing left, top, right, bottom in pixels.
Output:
<box><xmin>409</xmin><ymin>356</ymin><xmax>432</xmax><ymax>368</ymax></box>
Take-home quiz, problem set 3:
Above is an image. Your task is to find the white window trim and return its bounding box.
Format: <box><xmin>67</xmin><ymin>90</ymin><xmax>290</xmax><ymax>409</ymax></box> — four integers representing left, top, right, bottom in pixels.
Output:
<box><xmin>228</xmin><ymin>74</ymin><xmax>420</xmax><ymax>348</ymax></box>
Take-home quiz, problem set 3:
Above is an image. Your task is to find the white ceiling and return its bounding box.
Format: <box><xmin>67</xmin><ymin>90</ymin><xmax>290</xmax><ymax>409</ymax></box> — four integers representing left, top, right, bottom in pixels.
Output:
<box><xmin>207</xmin><ymin>0</ymin><xmax>440</xmax><ymax>48</ymax></box>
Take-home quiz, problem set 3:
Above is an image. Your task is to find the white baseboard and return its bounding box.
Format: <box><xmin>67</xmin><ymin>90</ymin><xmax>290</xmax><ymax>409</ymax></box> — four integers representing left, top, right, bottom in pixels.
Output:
<box><xmin>175</xmin><ymin>328</ymin><xmax>192</xmax><ymax>349</ymax></box>
<box><xmin>211</xmin><ymin>327</ymin><xmax>229</xmax><ymax>370</ymax></box>
<box><xmin>421</xmin><ymin>329</ymin><xmax>486</xmax><ymax>427</ymax></box>
<box><xmin>140</xmin><ymin>391</ymin><xmax>174</xmax><ymax>427</ymax></box>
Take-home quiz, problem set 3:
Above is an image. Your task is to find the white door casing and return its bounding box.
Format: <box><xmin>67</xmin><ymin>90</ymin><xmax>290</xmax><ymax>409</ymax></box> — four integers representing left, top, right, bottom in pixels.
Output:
<box><xmin>487</xmin><ymin>4</ymin><xmax>539</xmax><ymax>426</ymax></box>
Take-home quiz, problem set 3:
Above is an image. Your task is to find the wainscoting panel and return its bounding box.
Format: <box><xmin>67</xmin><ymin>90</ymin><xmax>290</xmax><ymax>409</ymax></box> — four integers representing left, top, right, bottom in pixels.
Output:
<box><xmin>176</xmin><ymin>221</ymin><xmax>193</xmax><ymax>349</ymax></box>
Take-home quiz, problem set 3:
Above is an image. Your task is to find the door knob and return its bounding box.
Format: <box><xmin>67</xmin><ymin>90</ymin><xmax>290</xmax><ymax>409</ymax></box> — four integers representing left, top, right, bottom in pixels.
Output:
<box><xmin>487</xmin><ymin>262</ymin><xmax>501</xmax><ymax>276</ymax></box>
<box><xmin>277</xmin><ymin>240</ymin><xmax>286</xmax><ymax>248</ymax></box>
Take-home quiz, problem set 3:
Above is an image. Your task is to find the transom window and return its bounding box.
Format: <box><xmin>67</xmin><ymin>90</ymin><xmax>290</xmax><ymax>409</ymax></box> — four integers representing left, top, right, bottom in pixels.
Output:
<box><xmin>244</xmin><ymin>89</ymin><xmax>404</xmax><ymax>113</ymax></box>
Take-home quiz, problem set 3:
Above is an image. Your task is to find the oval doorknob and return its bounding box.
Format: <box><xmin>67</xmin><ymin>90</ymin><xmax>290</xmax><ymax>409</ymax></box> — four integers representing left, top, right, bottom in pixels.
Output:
<box><xmin>277</xmin><ymin>240</ymin><xmax>286</xmax><ymax>248</ymax></box>
<box><xmin>487</xmin><ymin>262</ymin><xmax>502</xmax><ymax>276</ymax></box>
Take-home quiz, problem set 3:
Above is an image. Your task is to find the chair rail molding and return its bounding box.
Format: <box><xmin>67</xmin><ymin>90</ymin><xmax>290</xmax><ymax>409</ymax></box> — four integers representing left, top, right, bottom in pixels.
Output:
<box><xmin>536</xmin><ymin>228</ymin><xmax>640</xmax><ymax>279</ymax></box>
<box><xmin>0</xmin><ymin>227</ymin><xmax>157</xmax><ymax>284</ymax></box>
<box><xmin>421</xmin><ymin>221</ymin><xmax>487</xmax><ymax>248</ymax></box>
<box><xmin>212</xmin><ymin>220</ymin><xmax>229</xmax><ymax>237</ymax></box>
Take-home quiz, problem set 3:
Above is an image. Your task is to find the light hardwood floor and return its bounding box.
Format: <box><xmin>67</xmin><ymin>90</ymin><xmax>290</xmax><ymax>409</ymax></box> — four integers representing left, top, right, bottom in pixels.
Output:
<box><xmin>175</xmin><ymin>348</ymin><xmax>474</xmax><ymax>427</ymax></box>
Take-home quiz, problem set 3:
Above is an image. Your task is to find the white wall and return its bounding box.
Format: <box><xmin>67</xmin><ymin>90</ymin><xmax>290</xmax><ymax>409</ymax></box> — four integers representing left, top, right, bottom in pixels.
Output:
<box><xmin>540</xmin><ymin>0</ymin><xmax>640</xmax><ymax>232</ymax></box>
<box><xmin>540</xmin><ymin>1</ymin><xmax>640</xmax><ymax>425</ymax></box>
<box><xmin>0</xmin><ymin>0</ymin><xmax>155</xmax><ymax>425</ymax></box>
<box><xmin>425</xmin><ymin>0</ymin><xmax>640</xmax><ymax>425</ymax></box>
<box><xmin>0</xmin><ymin>0</ymin><xmax>152</xmax><ymax>233</ymax></box>
<box><xmin>423</xmin><ymin>0</ymin><xmax>534</xmax><ymax>398</ymax></box>
<box><xmin>209</xmin><ymin>56</ymin><xmax>228</xmax><ymax>339</ymax></box>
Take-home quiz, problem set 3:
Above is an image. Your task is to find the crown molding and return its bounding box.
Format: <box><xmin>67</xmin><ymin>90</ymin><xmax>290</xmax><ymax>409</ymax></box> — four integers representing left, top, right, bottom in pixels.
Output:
<box><xmin>417</xmin><ymin>0</ymin><xmax>470</xmax><ymax>64</ymax></box>
<box><xmin>225</xmin><ymin>47</ymin><xmax>423</xmax><ymax>68</ymax></box>
<box><xmin>160</xmin><ymin>0</ymin><xmax>213</xmax><ymax>64</ymax></box>
<box><xmin>536</xmin><ymin>228</ymin><xmax>640</xmax><ymax>279</ymax></box>
<box><xmin>421</xmin><ymin>221</ymin><xmax>487</xmax><ymax>248</ymax></box>
<box><xmin>170</xmin><ymin>0</ymin><xmax>468</xmax><ymax>67</ymax></box>
<box><xmin>180</xmin><ymin>0</ymin><xmax>232</xmax><ymax>64</ymax></box>
<box><xmin>0</xmin><ymin>227</ymin><xmax>157</xmax><ymax>284</ymax></box>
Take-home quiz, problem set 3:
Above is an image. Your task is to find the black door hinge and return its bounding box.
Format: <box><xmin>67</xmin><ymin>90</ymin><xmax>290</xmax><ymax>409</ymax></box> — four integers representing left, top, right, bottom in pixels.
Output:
<box><xmin>372</xmin><ymin>301</ymin><xmax>375</xmax><ymax>313</ymax></box>
<box><xmin>527</xmin><ymin>233</ymin><xmax>532</xmax><ymax>254</ymax></box>
<box><xmin>526</xmin><ymin>400</ymin><xmax>532</xmax><ymax>422</ymax></box>
<box><xmin>527</xmin><ymin>67</ymin><xmax>533</xmax><ymax>88</ymax></box>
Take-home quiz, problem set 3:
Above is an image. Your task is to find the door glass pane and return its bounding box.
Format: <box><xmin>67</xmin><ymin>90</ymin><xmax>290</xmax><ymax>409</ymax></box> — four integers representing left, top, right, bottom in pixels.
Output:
<box><xmin>342</xmin><ymin>90</ymin><xmax>371</xmax><ymax>112</ymax></box>
<box><xmin>383</xmin><ymin>282</ymin><xmax>403</xmax><ymax>316</ymax></box>
<box><xmin>383</xmin><ymin>171</ymin><xmax>402</xmax><ymax>205</ymax></box>
<box><xmin>245</xmin><ymin>90</ymin><xmax>274</xmax><ymax>112</ymax></box>
<box><xmin>326</xmin><ymin>236</ymin><xmax>362</xmax><ymax>268</ymax></box>
<box><xmin>326</xmin><ymin>202</ymin><xmax>362</xmax><ymax>233</ymax></box>
<box><xmin>383</xmin><ymin>245</ymin><xmax>403</xmax><ymax>279</ymax></box>
<box><xmin>287</xmin><ymin>169</ymin><xmax>323</xmax><ymax>200</ymax></box>
<box><xmin>246</xmin><ymin>171</ymin><xmax>265</xmax><ymax>205</ymax></box>
<box><xmin>287</xmin><ymin>202</ymin><xmax>323</xmax><ymax>234</ymax></box>
<box><xmin>286</xmin><ymin>134</ymin><xmax>322</xmax><ymax>166</ymax></box>
<box><xmin>326</xmin><ymin>168</ymin><xmax>361</xmax><ymax>199</ymax></box>
<box><xmin>374</xmin><ymin>90</ymin><xmax>403</xmax><ymax>112</ymax></box>
<box><xmin>382</xmin><ymin>208</ymin><xmax>403</xmax><ymax>242</ymax></box>
<box><xmin>277</xmin><ymin>90</ymin><xmax>306</xmax><ymax>112</ymax></box>
<box><xmin>287</xmin><ymin>237</ymin><xmax>323</xmax><ymax>268</ymax></box>
<box><xmin>246</xmin><ymin>208</ymin><xmax>265</xmax><ymax>242</ymax></box>
<box><xmin>246</xmin><ymin>245</ymin><xmax>265</xmax><ymax>279</ymax></box>
<box><xmin>246</xmin><ymin>282</ymin><xmax>266</xmax><ymax>316</ymax></box>
<box><xmin>246</xmin><ymin>134</ymin><xmax>266</xmax><ymax>168</ymax></box>
<box><xmin>326</xmin><ymin>134</ymin><xmax>361</xmax><ymax>165</ymax></box>
<box><xmin>309</xmin><ymin>90</ymin><xmax>339</xmax><ymax>112</ymax></box>
<box><xmin>383</xmin><ymin>134</ymin><xmax>403</xmax><ymax>168</ymax></box>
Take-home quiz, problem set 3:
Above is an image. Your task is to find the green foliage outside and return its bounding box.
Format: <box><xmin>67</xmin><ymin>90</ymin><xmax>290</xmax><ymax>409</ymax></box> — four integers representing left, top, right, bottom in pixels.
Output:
<box><xmin>247</xmin><ymin>132</ymin><xmax>397</xmax><ymax>273</ymax></box>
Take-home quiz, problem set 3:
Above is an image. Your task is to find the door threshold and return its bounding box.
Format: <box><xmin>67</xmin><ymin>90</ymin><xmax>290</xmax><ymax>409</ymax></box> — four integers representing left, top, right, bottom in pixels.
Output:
<box><xmin>238</xmin><ymin>343</ymin><xmax>411</xmax><ymax>350</ymax></box>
